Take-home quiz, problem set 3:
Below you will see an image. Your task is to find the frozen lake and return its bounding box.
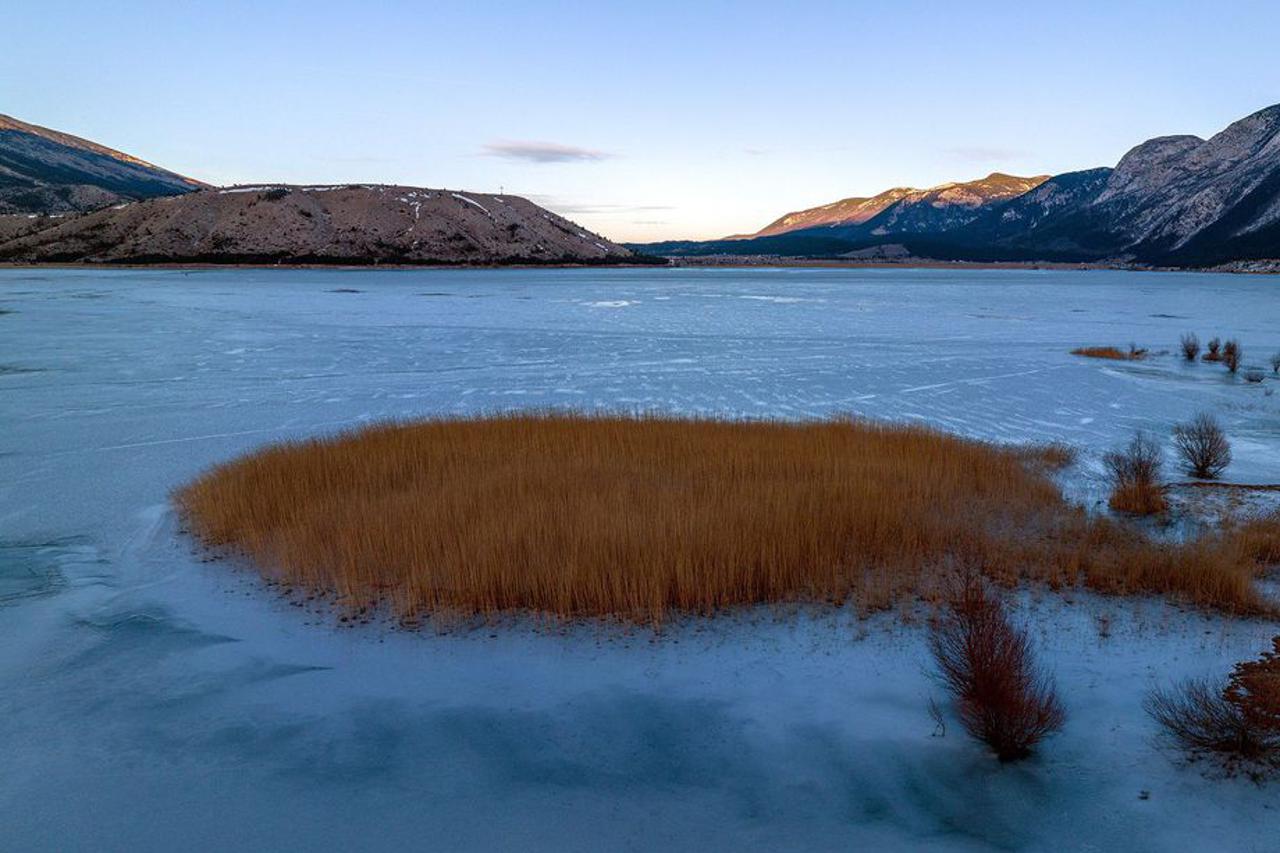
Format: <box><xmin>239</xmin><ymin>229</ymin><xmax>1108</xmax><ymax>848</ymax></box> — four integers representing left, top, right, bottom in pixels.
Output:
<box><xmin>2</xmin><ymin>267</ymin><xmax>1279</xmax><ymax>851</ymax></box>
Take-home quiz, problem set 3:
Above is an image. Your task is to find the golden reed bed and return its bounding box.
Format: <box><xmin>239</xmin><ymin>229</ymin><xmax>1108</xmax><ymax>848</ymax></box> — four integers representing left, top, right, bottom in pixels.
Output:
<box><xmin>175</xmin><ymin>414</ymin><xmax>1280</xmax><ymax>624</ymax></box>
<box><xmin>1070</xmin><ymin>346</ymin><xmax>1147</xmax><ymax>361</ymax></box>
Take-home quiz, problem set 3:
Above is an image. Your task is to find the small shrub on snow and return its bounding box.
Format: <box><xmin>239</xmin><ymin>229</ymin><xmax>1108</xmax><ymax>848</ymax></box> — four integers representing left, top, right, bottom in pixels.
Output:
<box><xmin>1171</xmin><ymin>413</ymin><xmax>1231</xmax><ymax>479</ymax></box>
<box><xmin>1179</xmin><ymin>333</ymin><xmax>1201</xmax><ymax>361</ymax></box>
<box><xmin>1104</xmin><ymin>432</ymin><xmax>1166</xmax><ymax>515</ymax></box>
<box><xmin>929</xmin><ymin>576</ymin><xmax>1065</xmax><ymax>761</ymax></box>
<box><xmin>1146</xmin><ymin>636</ymin><xmax>1280</xmax><ymax>776</ymax></box>
<box><xmin>1222</xmin><ymin>339</ymin><xmax>1242</xmax><ymax>374</ymax></box>
<box><xmin>1204</xmin><ymin>337</ymin><xmax>1223</xmax><ymax>361</ymax></box>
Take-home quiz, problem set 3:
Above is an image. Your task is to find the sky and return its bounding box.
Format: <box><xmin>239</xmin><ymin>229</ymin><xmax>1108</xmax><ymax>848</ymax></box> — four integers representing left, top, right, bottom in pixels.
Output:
<box><xmin>5</xmin><ymin>1</ymin><xmax>1280</xmax><ymax>243</ymax></box>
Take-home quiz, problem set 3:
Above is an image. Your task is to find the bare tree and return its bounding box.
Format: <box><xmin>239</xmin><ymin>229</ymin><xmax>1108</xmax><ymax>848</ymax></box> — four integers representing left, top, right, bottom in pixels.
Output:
<box><xmin>1223</xmin><ymin>339</ymin><xmax>1242</xmax><ymax>374</ymax></box>
<box><xmin>1172</xmin><ymin>413</ymin><xmax>1231</xmax><ymax>479</ymax></box>
<box><xmin>929</xmin><ymin>576</ymin><xmax>1065</xmax><ymax>761</ymax></box>
<box><xmin>1180</xmin><ymin>332</ymin><xmax>1200</xmax><ymax>361</ymax></box>
<box><xmin>1103</xmin><ymin>432</ymin><xmax>1165</xmax><ymax>514</ymax></box>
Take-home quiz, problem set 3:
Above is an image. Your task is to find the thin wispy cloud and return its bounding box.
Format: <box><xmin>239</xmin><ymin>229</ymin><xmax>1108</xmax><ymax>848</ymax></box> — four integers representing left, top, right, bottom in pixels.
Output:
<box><xmin>482</xmin><ymin>140</ymin><xmax>611</xmax><ymax>163</ymax></box>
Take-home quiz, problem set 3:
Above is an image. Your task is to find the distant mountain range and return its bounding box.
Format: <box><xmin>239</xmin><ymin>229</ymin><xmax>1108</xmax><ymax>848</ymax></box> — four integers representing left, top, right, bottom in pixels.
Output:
<box><xmin>0</xmin><ymin>115</ymin><xmax>636</xmax><ymax>266</ymax></box>
<box><xmin>636</xmin><ymin>103</ymin><xmax>1280</xmax><ymax>268</ymax></box>
<box><xmin>742</xmin><ymin>172</ymin><xmax>1049</xmax><ymax>240</ymax></box>
<box><xmin>3</xmin><ymin>105</ymin><xmax>1278</xmax><ymax>268</ymax></box>
<box><xmin>0</xmin><ymin>114</ymin><xmax>204</xmax><ymax>214</ymax></box>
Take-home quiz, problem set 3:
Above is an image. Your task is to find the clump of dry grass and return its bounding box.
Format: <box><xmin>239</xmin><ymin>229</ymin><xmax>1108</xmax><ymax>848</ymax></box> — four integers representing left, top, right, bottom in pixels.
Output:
<box><xmin>175</xmin><ymin>414</ymin><xmax>1279</xmax><ymax>624</ymax></box>
<box><xmin>1071</xmin><ymin>346</ymin><xmax>1146</xmax><ymax>361</ymax></box>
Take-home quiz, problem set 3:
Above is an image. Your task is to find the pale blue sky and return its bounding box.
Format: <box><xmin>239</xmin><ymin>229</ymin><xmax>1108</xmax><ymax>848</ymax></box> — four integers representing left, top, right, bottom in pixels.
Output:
<box><xmin>5</xmin><ymin>1</ymin><xmax>1280</xmax><ymax>241</ymax></box>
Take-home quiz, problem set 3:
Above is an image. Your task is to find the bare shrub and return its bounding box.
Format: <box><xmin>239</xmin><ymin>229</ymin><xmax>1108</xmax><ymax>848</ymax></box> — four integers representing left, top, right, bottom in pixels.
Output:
<box><xmin>1223</xmin><ymin>339</ymin><xmax>1242</xmax><ymax>373</ymax></box>
<box><xmin>929</xmin><ymin>577</ymin><xmax>1065</xmax><ymax>761</ymax></box>
<box><xmin>1104</xmin><ymin>432</ymin><xmax>1166</xmax><ymax>514</ymax></box>
<box><xmin>1146</xmin><ymin>637</ymin><xmax>1280</xmax><ymax>774</ymax></box>
<box><xmin>1172</xmin><ymin>413</ymin><xmax>1231</xmax><ymax>479</ymax></box>
<box><xmin>1204</xmin><ymin>337</ymin><xmax>1222</xmax><ymax>362</ymax></box>
<box><xmin>1271</xmin><ymin>352</ymin><xmax>1280</xmax><ymax>375</ymax></box>
<box><xmin>1180</xmin><ymin>333</ymin><xmax>1201</xmax><ymax>361</ymax></box>
<box><xmin>1147</xmin><ymin>680</ymin><xmax>1272</xmax><ymax>763</ymax></box>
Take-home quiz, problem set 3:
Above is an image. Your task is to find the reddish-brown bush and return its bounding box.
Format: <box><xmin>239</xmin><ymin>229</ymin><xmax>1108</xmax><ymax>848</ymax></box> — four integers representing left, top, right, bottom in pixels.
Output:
<box><xmin>1172</xmin><ymin>413</ymin><xmax>1231</xmax><ymax>479</ymax></box>
<box><xmin>1223</xmin><ymin>339</ymin><xmax>1242</xmax><ymax>374</ymax></box>
<box><xmin>1180</xmin><ymin>333</ymin><xmax>1201</xmax><ymax>362</ymax></box>
<box><xmin>1226</xmin><ymin>637</ymin><xmax>1280</xmax><ymax>737</ymax></box>
<box><xmin>929</xmin><ymin>577</ymin><xmax>1065</xmax><ymax>761</ymax></box>
<box><xmin>1204</xmin><ymin>337</ymin><xmax>1223</xmax><ymax>362</ymax></box>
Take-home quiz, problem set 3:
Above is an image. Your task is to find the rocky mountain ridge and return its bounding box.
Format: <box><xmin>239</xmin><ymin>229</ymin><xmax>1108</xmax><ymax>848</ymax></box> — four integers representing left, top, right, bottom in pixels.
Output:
<box><xmin>0</xmin><ymin>184</ymin><xmax>637</xmax><ymax>265</ymax></box>
<box><xmin>636</xmin><ymin>104</ymin><xmax>1280</xmax><ymax>267</ymax></box>
<box><xmin>0</xmin><ymin>114</ymin><xmax>203</xmax><ymax>214</ymax></box>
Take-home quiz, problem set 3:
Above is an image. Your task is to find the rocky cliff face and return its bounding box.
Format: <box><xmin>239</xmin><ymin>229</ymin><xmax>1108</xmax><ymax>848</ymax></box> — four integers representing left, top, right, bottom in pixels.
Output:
<box><xmin>0</xmin><ymin>114</ymin><xmax>203</xmax><ymax>214</ymax></box>
<box><xmin>947</xmin><ymin>104</ymin><xmax>1280</xmax><ymax>264</ymax></box>
<box><xmin>0</xmin><ymin>184</ymin><xmax>636</xmax><ymax>265</ymax></box>
<box><xmin>1106</xmin><ymin>105</ymin><xmax>1280</xmax><ymax>261</ymax></box>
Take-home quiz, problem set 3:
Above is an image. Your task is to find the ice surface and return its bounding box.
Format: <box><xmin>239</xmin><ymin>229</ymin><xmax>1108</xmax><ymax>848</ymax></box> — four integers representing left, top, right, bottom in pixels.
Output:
<box><xmin>1</xmin><ymin>267</ymin><xmax>1279</xmax><ymax>851</ymax></box>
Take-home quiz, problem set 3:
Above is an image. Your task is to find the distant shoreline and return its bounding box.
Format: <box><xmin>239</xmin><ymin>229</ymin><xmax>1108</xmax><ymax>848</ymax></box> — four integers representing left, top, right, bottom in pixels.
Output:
<box><xmin>3</xmin><ymin>258</ymin><xmax>1276</xmax><ymax>274</ymax></box>
<box><xmin>661</xmin><ymin>256</ymin><xmax>1280</xmax><ymax>274</ymax></box>
<box><xmin>0</xmin><ymin>259</ymin><xmax>668</xmax><ymax>272</ymax></box>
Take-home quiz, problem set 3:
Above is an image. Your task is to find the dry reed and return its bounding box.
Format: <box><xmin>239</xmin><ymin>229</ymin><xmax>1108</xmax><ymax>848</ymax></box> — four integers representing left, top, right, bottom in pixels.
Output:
<box><xmin>175</xmin><ymin>414</ymin><xmax>1279</xmax><ymax>624</ymax></box>
<box><xmin>1070</xmin><ymin>346</ymin><xmax>1146</xmax><ymax>361</ymax></box>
